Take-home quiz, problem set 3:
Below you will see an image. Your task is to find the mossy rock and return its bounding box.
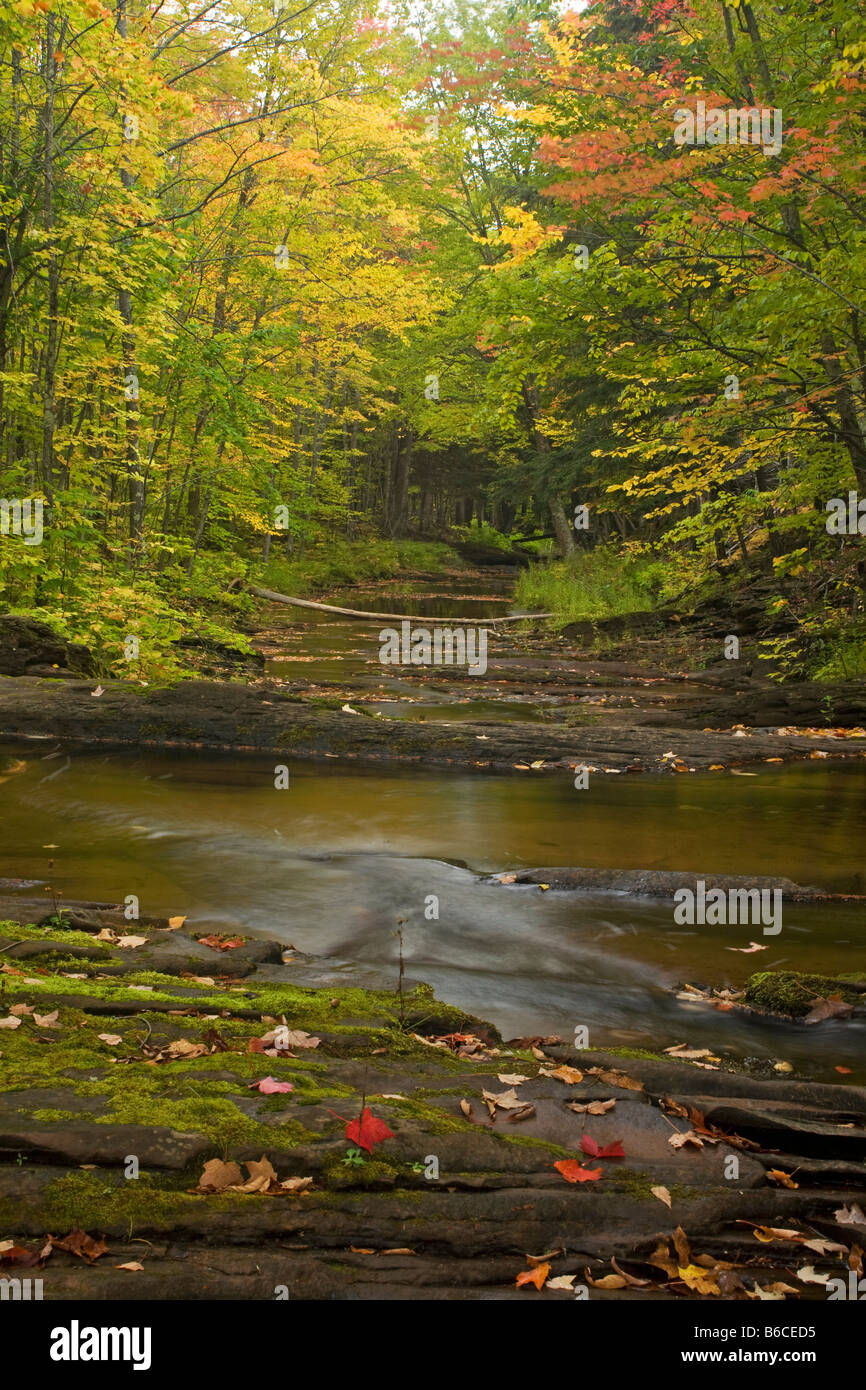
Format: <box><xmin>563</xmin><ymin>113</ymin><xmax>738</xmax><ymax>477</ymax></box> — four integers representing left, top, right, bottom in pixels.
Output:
<box><xmin>744</xmin><ymin>970</ymin><xmax>864</xmax><ymax>1018</ymax></box>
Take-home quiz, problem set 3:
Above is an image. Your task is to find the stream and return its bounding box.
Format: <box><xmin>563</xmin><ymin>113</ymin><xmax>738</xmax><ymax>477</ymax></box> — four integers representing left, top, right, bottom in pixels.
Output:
<box><xmin>1</xmin><ymin>572</ymin><xmax>865</xmax><ymax>1081</ymax></box>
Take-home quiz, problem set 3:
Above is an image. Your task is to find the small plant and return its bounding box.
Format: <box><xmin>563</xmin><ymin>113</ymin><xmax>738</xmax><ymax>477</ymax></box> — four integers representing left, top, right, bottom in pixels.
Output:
<box><xmin>393</xmin><ymin>916</ymin><xmax>407</xmax><ymax>1025</ymax></box>
<box><xmin>341</xmin><ymin>1147</ymin><xmax>366</xmax><ymax>1167</ymax></box>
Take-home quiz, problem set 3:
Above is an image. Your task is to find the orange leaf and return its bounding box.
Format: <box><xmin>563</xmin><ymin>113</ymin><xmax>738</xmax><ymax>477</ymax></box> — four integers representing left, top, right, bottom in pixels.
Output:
<box><xmin>554</xmin><ymin>1160</ymin><xmax>602</xmax><ymax>1183</ymax></box>
<box><xmin>516</xmin><ymin>1262</ymin><xmax>550</xmax><ymax>1289</ymax></box>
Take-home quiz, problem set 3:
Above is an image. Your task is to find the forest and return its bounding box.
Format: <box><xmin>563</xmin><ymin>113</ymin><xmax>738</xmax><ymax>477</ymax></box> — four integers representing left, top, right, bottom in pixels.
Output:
<box><xmin>1</xmin><ymin>0</ymin><xmax>864</xmax><ymax>678</ymax></box>
<box><xmin>2</xmin><ymin>0</ymin><xmax>866</xmax><ymax>1328</ymax></box>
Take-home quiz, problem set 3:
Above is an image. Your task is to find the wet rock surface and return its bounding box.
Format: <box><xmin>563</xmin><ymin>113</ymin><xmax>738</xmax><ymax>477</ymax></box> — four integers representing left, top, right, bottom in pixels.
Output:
<box><xmin>1</xmin><ymin>911</ymin><xmax>864</xmax><ymax>1300</ymax></box>
<box><xmin>1</xmin><ymin>674</ymin><xmax>865</xmax><ymax>774</ymax></box>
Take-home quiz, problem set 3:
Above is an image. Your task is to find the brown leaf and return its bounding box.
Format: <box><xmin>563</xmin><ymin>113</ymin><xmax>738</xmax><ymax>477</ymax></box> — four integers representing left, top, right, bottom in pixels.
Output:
<box><xmin>482</xmin><ymin>1087</ymin><xmax>525</xmax><ymax>1110</ymax></box>
<box><xmin>526</xmin><ymin>1247</ymin><xmax>563</xmax><ymax>1268</ymax></box>
<box><xmin>611</xmin><ymin>1256</ymin><xmax>652</xmax><ymax>1287</ymax></box>
<box><xmin>673</xmin><ymin>1227</ymin><xmax>691</xmax><ymax>1267</ymax></box>
<box><xmin>49</xmin><ymin>1230</ymin><xmax>109</xmax><ymax>1263</ymax></box>
<box><xmin>669</xmin><ymin>1129</ymin><xmax>704</xmax><ymax>1149</ymax></box>
<box><xmin>115</xmin><ymin>1261</ymin><xmax>144</xmax><ymax>1272</ymax></box>
<box><xmin>651</xmin><ymin>1185</ymin><xmax>672</xmax><ymax>1208</ymax></box>
<box><xmin>585</xmin><ymin>1067</ymin><xmax>643</xmax><ymax>1092</ymax></box>
<box><xmin>566</xmin><ymin>1099</ymin><xmax>616</xmax><ymax>1115</ymax></box>
<box><xmin>197</xmin><ymin>1158</ymin><xmax>243</xmax><ymax>1192</ymax></box>
<box><xmin>506</xmin><ymin>1103</ymin><xmax>536</xmax><ymax>1122</ymax></box>
<box><xmin>279</xmin><ymin>1177</ymin><xmax>313</xmax><ymax>1194</ymax></box>
<box><xmin>584</xmin><ymin>1268</ymin><xmax>627</xmax><ymax>1289</ymax></box>
<box><xmin>540</xmin><ymin>1065</ymin><xmax>584</xmax><ymax>1085</ymax></box>
<box><xmin>648</xmin><ymin>1239</ymin><xmax>678</xmax><ymax>1279</ymax></box>
<box><xmin>804</xmin><ymin>994</ymin><xmax>853</xmax><ymax>1025</ymax></box>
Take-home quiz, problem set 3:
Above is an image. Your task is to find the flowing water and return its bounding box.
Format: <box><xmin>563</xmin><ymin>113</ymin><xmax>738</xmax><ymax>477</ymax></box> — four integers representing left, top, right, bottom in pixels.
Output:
<box><xmin>1</xmin><ymin>745</ymin><xmax>865</xmax><ymax>1082</ymax></box>
<box><xmin>2</xmin><ymin>572</ymin><xmax>865</xmax><ymax>1080</ymax></box>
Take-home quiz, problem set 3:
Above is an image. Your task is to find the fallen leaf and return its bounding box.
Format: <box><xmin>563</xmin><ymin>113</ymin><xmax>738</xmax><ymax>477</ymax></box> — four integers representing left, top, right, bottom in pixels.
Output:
<box><xmin>541</xmin><ymin>1065</ymin><xmax>584</xmax><ymax>1085</ymax></box>
<box><xmin>652</xmin><ymin>1186</ymin><xmax>672</xmax><ymax>1208</ymax></box>
<box><xmin>33</xmin><ymin>1010</ymin><xmax>60</xmax><ymax>1029</ymax></box>
<box><xmin>554</xmin><ymin>1159</ymin><xmax>602</xmax><ymax>1183</ymax></box>
<box><xmin>0</xmin><ymin>1243</ymin><xmax>41</xmax><ymax>1267</ymax></box>
<box><xmin>0</xmin><ymin>1016</ymin><xmax>22</xmax><ymax>1030</ymax></box>
<box><xmin>507</xmin><ymin>1103</ymin><xmax>536</xmax><ymax>1122</ymax></box>
<box><xmin>281</xmin><ymin>1030</ymin><xmax>320</xmax><ymax>1049</ymax></box>
<box><xmin>585</xmin><ymin>1067</ymin><xmax>643</xmax><ymax>1092</ymax></box>
<box><xmin>566</xmin><ymin>1099</ymin><xmax>616</xmax><ymax>1115</ymax></box>
<box><xmin>725</xmin><ymin>942</ymin><xmax>768</xmax><ymax>954</ymax></box>
<box><xmin>49</xmin><ymin>1230</ymin><xmax>108</xmax><ymax>1263</ymax></box>
<box><xmin>678</xmin><ymin>1264</ymin><xmax>721</xmax><ymax>1295</ymax></box>
<box><xmin>766</xmin><ymin>1169</ymin><xmax>799</xmax><ymax>1189</ymax></box>
<box><xmin>547</xmin><ymin>1275</ymin><xmax>576</xmax><ymax>1290</ymax></box>
<box><xmin>585</xmin><ymin>1269</ymin><xmax>627</xmax><ymax>1289</ymax></box>
<box><xmin>279</xmin><ymin>1176</ymin><xmax>313</xmax><ymax>1193</ymax></box>
<box><xmin>669</xmin><ymin>1130</ymin><xmax>704</xmax><ymax>1149</ymax></box>
<box><xmin>167</xmin><ymin>916</ymin><xmax>186</xmax><ymax>930</ymax></box>
<box><xmin>197</xmin><ymin>1158</ymin><xmax>243</xmax><ymax>1192</ymax></box>
<box><xmin>516</xmin><ymin>1262</ymin><xmax>550</xmax><ymax>1290</ymax></box>
<box><xmin>497</xmin><ymin>1073</ymin><xmax>528</xmax><ymax>1086</ymax></box>
<box><xmin>248</xmin><ymin>1077</ymin><xmax>294</xmax><ymax>1094</ymax></box>
<box><xmin>459</xmin><ymin>1099</ymin><xmax>474</xmax><ymax>1118</ymax></box>
<box><xmin>482</xmin><ymin>1087</ymin><xmax>525</xmax><ymax>1111</ymax></box>
<box><xmin>97</xmin><ymin>1033</ymin><xmax>123</xmax><ymax>1047</ymax></box>
<box><xmin>342</xmin><ymin>1106</ymin><xmax>394</xmax><ymax>1155</ymax></box>
<box><xmin>162</xmin><ymin>1038</ymin><xmax>208</xmax><ymax>1060</ymax></box>
<box><xmin>611</xmin><ymin>1256</ymin><xmax>652</xmax><ymax>1287</ymax></box>
<box><xmin>116</xmin><ymin>935</ymin><xmax>148</xmax><ymax>950</ymax></box>
<box><xmin>526</xmin><ymin>1247</ymin><xmax>563</xmax><ymax>1267</ymax></box>
<box><xmin>580</xmin><ymin>1135</ymin><xmax>625</xmax><ymax>1159</ymax></box>
<box><xmin>804</xmin><ymin>994</ymin><xmax>853</xmax><ymax>1025</ymax></box>
<box><xmin>835</xmin><ymin>1204</ymin><xmax>866</xmax><ymax>1226</ymax></box>
<box><xmin>115</xmin><ymin>1261</ymin><xmax>144</xmax><ymax>1272</ymax></box>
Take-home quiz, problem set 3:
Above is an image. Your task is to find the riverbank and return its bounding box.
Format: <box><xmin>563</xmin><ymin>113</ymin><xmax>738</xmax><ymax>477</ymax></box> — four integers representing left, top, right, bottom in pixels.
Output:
<box><xmin>2</xmin><ymin>909</ymin><xmax>865</xmax><ymax>1300</ymax></box>
<box><xmin>2</xmin><ymin>675</ymin><xmax>866</xmax><ymax>774</ymax></box>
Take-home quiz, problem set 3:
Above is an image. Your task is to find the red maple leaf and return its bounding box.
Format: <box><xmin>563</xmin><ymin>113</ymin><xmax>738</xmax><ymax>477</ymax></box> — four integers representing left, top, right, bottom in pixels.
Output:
<box><xmin>580</xmin><ymin>1136</ymin><xmax>625</xmax><ymax>1159</ymax></box>
<box><xmin>554</xmin><ymin>1160</ymin><xmax>602</xmax><ymax>1183</ymax></box>
<box><xmin>328</xmin><ymin>1105</ymin><xmax>395</xmax><ymax>1154</ymax></box>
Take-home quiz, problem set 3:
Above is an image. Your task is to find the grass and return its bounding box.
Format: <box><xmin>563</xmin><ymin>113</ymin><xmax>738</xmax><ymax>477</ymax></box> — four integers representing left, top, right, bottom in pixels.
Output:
<box><xmin>514</xmin><ymin>546</ymin><xmax>664</xmax><ymax>626</ymax></box>
<box><xmin>259</xmin><ymin>538</ymin><xmax>463</xmax><ymax>597</ymax></box>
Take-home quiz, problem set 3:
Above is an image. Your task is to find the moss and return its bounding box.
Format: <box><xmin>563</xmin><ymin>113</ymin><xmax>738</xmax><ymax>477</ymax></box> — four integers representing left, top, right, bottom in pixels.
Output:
<box><xmin>0</xmin><ymin>919</ymin><xmax>112</xmax><ymax>950</ymax></box>
<box><xmin>611</xmin><ymin>1169</ymin><xmax>658</xmax><ymax>1200</ymax></box>
<box><xmin>38</xmin><ymin>1171</ymin><xmax>215</xmax><ymax>1235</ymax></box>
<box><xmin>602</xmin><ymin>1046</ymin><xmax>665</xmax><ymax>1062</ymax></box>
<box><xmin>744</xmin><ymin>970</ymin><xmax>862</xmax><ymax>1018</ymax></box>
<box><xmin>323</xmin><ymin>1158</ymin><xmax>400</xmax><ymax>1190</ymax></box>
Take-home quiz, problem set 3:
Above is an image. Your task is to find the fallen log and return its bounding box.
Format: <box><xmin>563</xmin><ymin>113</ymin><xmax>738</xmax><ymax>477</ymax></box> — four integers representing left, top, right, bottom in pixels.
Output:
<box><xmin>249</xmin><ymin>585</ymin><xmax>552</xmax><ymax>624</ymax></box>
